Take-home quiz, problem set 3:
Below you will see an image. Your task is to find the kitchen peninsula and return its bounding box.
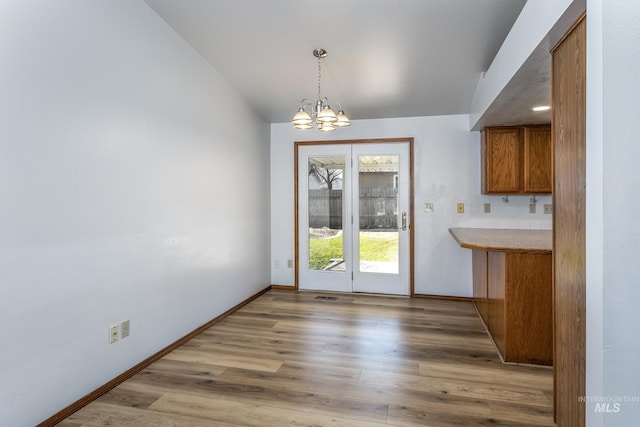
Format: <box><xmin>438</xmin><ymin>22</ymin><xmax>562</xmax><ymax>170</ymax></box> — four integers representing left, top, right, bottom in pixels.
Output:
<box><xmin>450</xmin><ymin>227</ymin><xmax>552</xmax><ymax>366</ymax></box>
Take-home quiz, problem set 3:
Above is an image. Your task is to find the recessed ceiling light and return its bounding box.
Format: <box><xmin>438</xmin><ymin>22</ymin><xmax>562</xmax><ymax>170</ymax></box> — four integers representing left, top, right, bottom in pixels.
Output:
<box><xmin>532</xmin><ymin>105</ymin><xmax>551</xmax><ymax>112</ymax></box>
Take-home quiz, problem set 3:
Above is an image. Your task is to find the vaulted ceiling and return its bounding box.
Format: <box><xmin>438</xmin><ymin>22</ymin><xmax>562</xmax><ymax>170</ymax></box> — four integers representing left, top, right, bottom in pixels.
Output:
<box><xmin>145</xmin><ymin>0</ymin><xmax>549</xmax><ymax>127</ymax></box>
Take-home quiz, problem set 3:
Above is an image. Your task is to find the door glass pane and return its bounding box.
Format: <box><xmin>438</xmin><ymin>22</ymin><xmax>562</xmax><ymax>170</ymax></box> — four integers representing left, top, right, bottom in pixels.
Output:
<box><xmin>308</xmin><ymin>157</ymin><xmax>344</xmax><ymax>271</ymax></box>
<box><xmin>358</xmin><ymin>155</ymin><xmax>399</xmax><ymax>274</ymax></box>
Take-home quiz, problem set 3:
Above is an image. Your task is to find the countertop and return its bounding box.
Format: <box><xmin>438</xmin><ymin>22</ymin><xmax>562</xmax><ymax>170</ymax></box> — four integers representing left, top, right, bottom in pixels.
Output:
<box><xmin>449</xmin><ymin>227</ymin><xmax>552</xmax><ymax>253</ymax></box>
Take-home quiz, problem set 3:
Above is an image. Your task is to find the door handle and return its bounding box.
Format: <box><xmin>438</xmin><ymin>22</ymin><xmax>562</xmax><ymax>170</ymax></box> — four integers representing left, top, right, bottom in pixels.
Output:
<box><xmin>401</xmin><ymin>211</ymin><xmax>407</xmax><ymax>231</ymax></box>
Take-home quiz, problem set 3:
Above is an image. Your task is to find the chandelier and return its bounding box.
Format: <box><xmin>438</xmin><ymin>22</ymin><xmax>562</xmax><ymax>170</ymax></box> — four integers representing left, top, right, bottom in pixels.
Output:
<box><xmin>291</xmin><ymin>48</ymin><xmax>351</xmax><ymax>132</ymax></box>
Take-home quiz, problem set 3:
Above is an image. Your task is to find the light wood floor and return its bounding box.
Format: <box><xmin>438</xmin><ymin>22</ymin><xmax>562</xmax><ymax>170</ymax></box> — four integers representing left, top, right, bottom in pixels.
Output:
<box><xmin>59</xmin><ymin>290</ymin><xmax>555</xmax><ymax>426</ymax></box>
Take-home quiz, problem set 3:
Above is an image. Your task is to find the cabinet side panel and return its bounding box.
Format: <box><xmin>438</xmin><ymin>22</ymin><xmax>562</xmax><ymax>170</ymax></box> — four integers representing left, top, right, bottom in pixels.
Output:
<box><xmin>472</xmin><ymin>250</ymin><xmax>489</xmax><ymax>323</ymax></box>
<box><xmin>552</xmin><ymin>16</ymin><xmax>586</xmax><ymax>427</ymax></box>
<box><xmin>487</xmin><ymin>252</ymin><xmax>506</xmax><ymax>358</ymax></box>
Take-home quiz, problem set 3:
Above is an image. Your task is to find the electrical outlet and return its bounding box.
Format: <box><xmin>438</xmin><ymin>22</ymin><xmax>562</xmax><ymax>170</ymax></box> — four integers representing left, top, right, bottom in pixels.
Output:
<box><xmin>484</xmin><ymin>203</ymin><xmax>491</xmax><ymax>213</ymax></box>
<box><xmin>121</xmin><ymin>320</ymin><xmax>130</xmax><ymax>338</ymax></box>
<box><xmin>456</xmin><ymin>203</ymin><xmax>464</xmax><ymax>214</ymax></box>
<box><xmin>529</xmin><ymin>203</ymin><xmax>537</xmax><ymax>214</ymax></box>
<box><xmin>424</xmin><ymin>203</ymin><xmax>434</xmax><ymax>212</ymax></box>
<box><xmin>109</xmin><ymin>324</ymin><xmax>119</xmax><ymax>344</ymax></box>
<box><xmin>544</xmin><ymin>204</ymin><xmax>553</xmax><ymax>214</ymax></box>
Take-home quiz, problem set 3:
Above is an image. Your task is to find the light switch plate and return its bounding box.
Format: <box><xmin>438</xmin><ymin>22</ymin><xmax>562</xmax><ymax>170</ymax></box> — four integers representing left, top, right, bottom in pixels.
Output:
<box><xmin>109</xmin><ymin>324</ymin><xmax>119</xmax><ymax>344</ymax></box>
<box><xmin>456</xmin><ymin>203</ymin><xmax>464</xmax><ymax>214</ymax></box>
<box><xmin>484</xmin><ymin>203</ymin><xmax>491</xmax><ymax>213</ymax></box>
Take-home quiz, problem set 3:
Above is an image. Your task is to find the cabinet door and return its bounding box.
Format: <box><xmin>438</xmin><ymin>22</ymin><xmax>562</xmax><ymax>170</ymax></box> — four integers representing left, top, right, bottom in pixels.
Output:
<box><xmin>504</xmin><ymin>253</ymin><xmax>553</xmax><ymax>365</ymax></box>
<box><xmin>472</xmin><ymin>250</ymin><xmax>488</xmax><ymax>323</ymax></box>
<box><xmin>523</xmin><ymin>126</ymin><xmax>552</xmax><ymax>193</ymax></box>
<box><xmin>482</xmin><ymin>127</ymin><xmax>522</xmax><ymax>193</ymax></box>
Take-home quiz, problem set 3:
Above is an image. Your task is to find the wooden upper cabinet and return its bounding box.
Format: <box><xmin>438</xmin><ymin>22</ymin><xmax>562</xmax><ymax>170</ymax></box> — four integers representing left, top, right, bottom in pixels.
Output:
<box><xmin>523</xmin><ymin>126</ymin><xmax>552</xmax><ymax>192</ymax></box>
<box><xmin>482</xmin><ymin>125</ymin><xmax>551</xmax><ymax>194</ymax></box>
<box><xmin>482</xmin><ymin>126</ymin><xmax>522</xmax><ymax>193</ymax></box>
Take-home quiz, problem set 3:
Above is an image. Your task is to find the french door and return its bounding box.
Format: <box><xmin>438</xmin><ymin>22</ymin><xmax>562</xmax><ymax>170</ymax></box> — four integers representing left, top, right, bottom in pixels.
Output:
<box><xmin>297</xmin><ymin>141</ymin><xmax>411</xmax><ymax>295</ymax></box>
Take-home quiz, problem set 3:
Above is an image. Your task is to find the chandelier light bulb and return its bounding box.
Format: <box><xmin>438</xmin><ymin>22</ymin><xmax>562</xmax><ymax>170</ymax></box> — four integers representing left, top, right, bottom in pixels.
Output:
<box><xmin>318</xmin><ymin>122</ymin><xmax>336</xmax><ymax>132</ymax></box>
<box><xmin>292</xmin><ymin>108</ymin><xmax>312</xmax><ymax>126</ymax></box>
<box><xmin>317</xmin><ymin>106</ymin><xmax>338</xmax><ymax>123</ymax></box>
<box><xmin>294</xmin><ymin>123</ymin><xmax>313</xmax><ymax>129</ymax></box>
<box><xmin>334</xmin><ymin>110</ymin><xmax>351</xmax><ymax>127</ymax></box>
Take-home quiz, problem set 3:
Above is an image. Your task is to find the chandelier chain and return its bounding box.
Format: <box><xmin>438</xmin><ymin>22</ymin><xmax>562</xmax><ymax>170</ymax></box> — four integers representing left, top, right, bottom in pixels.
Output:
<box><xmin>317</xmin><ymin>56</ymin><xmax>322</xmax><ymax>99</ymax></box>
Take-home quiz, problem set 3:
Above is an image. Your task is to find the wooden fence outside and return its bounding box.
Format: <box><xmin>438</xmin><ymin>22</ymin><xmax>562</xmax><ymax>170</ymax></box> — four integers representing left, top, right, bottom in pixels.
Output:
<box><xmin>308</xmin><ymin>188</ymin><xmax>398</xmax><ymax>229</ymax></box>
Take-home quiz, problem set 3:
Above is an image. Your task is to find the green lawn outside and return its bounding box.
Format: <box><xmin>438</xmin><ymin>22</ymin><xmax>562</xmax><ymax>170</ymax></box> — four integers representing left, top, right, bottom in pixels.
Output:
<box><xmin>309</xmin><ymin>232</ymin><xmax>398</xmax><ymax>270</ymax></box>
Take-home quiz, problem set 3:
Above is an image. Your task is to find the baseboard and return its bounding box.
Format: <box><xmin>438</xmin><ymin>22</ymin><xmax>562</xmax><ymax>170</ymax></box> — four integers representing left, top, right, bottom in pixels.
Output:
<box><xmin>412</xmin><ymin>293</ymin><xmax>472</xmax><ymax>302</ymax></box>
<box><xmin>270</xmin><ymin>284</ymin><xmax>296</xmax><ymax>290</ymax></box>
<box><xmin>38</xmin><ymin>285</ymin><xmax>273</xmax><ymax>426</ymax></box>
<box><xmin>271</xmin><ymin>287</ymin><xmax>469</xmax><ymax>301</ymax></box>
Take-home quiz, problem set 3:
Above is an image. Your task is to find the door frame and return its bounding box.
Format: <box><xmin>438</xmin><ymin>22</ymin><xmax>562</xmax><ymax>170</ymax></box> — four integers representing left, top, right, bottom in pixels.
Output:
<box><xmin>294</xmin><ymin>137</ymin><xmax>415</xmax><ymax>296</ymax></box>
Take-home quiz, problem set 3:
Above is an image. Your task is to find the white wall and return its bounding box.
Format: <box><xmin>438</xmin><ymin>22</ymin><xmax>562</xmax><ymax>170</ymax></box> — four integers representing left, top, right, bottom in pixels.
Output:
<box><xmin>0</xmin><ymin>2</ymin><xmax>270</xmax><ymax>426</ymax></box>
<box><xmin>271</xmin><ymin>115</ymin><xmax>551</xmax><ymax>296</ymax></box>
<box><xmin>587</xmin><ymin>0</ymin><xmax>640</xmax><ymax>424</ymax></box>
<box><xmin>586</xmin><ymin>1</ymin><xmax>604</xmax><ymax>424</ymax></box>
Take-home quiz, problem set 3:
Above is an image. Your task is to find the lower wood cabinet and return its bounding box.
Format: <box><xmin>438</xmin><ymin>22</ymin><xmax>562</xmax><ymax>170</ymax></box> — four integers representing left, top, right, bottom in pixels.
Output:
<box><xmin>473</xmin><ymin>250</ymin><xmax>552</xmax><ymax>365</ymax></box>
